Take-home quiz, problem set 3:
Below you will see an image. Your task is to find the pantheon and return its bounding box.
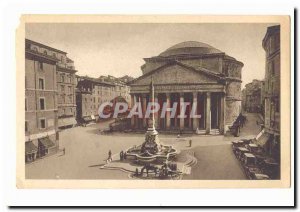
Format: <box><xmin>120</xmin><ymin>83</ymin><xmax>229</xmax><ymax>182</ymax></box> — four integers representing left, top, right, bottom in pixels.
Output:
<box><xmin>129</xmin><ymin>41</ymin><xmax>243</xmax><ymax>135</ymax></box>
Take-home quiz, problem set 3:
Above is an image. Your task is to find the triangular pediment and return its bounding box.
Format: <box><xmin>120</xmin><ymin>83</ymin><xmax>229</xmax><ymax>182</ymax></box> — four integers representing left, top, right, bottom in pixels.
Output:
<box><xmin>131</xmin><ymin>63</ymin><xmax>220</xmax><ymax>86</ymax></box>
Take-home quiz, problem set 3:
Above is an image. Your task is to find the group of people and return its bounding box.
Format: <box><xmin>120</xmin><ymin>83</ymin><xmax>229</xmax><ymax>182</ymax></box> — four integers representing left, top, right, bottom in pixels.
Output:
<box><xmin>119</xmin><ymin>150</ymin><xmax>127</xmax><ymax>161</ymax></box>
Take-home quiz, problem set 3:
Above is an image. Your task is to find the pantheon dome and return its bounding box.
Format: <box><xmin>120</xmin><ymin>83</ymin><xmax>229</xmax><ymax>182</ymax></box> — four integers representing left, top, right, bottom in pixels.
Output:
<box><xmin>159</xmin><ymin>41</ymin><xmax>223</xmax><ymax>57</ymax></box>
<box><xmin>130</xmin><ymin>41</ymin><xmax>244</xmax><ymax>135</ymax></box>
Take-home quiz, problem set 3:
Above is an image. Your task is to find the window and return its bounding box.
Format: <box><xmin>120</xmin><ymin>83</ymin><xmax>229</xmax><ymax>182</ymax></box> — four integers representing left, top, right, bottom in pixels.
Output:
<box><xmin>38</xmin><ymin>78</ymin><xmax>44</xmax><ymax>90</ymax></box>
<box><xmin>68</xmin><ymin>86</ymin><xmax>71</xmax><ymax>93</ymax></box>
<box><xmin>39</xmin><ymin>98</ymin><xmax>45</xmax><ymax>110</ymax></box>
<box><xmin>25</xmin><ymin>121</ymin><xmax>28</xmax><ymax>132</ymax></box>
<box><xmin>53</xmin><ymin>53</ymin><xmax>56</xmax><ymax>58</ymax></box>
<box><xmin>60</xmin><ymin>85</ymin><xmax>65</xmax><ymax>92</ymax></box>
<box><xmin>40</xmin><ymin>119</ymin><xmax>46</xmax><ymax>129</ymax></box>
<box><xmin>61</xmin><ymin>56</ymin><xmax>64</xmax><ymax>63</ymax></box>
<box><xmin>33</xmin><ymin>47</ymin><xmax>38</xmax><ymax>52</ymax></box>
<box><xmin>43</xmin><ymin>50</ymin><xmax>47</xmax><ymax>55</ymax></box>
<box><xmin>25</xmin><ymin>98</ymin><xmax>27</xmax><ymax>111</ymax></box>
<box><xmin>61</xmin><ymin>74</ymin><xmax>65</xmax><ymax>82</ymax></box>
<box><xmin>69</xmin><ymin>95</ymin><xmax>72</xmax><ymax>103</ymax></box>
<box><xmin>39</xmin><ymin>62</ymin><xmax>43</xmax><ymax>70</ymax></box>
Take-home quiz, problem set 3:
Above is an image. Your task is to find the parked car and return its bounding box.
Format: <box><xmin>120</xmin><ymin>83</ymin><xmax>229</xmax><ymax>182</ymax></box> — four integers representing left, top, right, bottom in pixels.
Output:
<box><xmin>262</xmin><ymin>158</ymin><xmax>280</xmax><ymax>179</ymax></box>
<box><xmin>242</xmin><ymin>153</ymin><xmax>269</xmax><ymax>180</ymax></box>
<box><xmin>245</xmin><ymin>143</ymin><xmax>267</xmax><ymax>166</ymax></box>
<box><xmin>235</xmin><ymin>147</ymin><xmax>250</xmax><ymax>161</ymax></box>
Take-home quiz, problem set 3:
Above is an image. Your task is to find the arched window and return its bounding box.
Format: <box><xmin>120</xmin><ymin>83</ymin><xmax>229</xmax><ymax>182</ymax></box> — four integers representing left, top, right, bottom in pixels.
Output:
<box><xmin>43</xmin><ymin>50</ymin><xmax>47</xmax><ymax>55</ymax></box>
<box><xmin>33</xmin><ymin>47</ymin><xmax>38</xmax><ymax>52</ymax></box>
<box><xmin>53</xmin><ymin>53</ymin><xmax>56</xmax><ymax>58</ymax></box>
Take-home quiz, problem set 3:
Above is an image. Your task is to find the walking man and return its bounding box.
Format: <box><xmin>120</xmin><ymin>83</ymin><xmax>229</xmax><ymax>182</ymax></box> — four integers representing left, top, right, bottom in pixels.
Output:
<box><xmin>63</xmin><ymin>147</ymin><xmax>65</xmax><ymax>155</ymax></box>
<box><xmin>108</xmin><ymin>150</ymin><xmax>112</xmax><ymax>162</ymax></box>
<box><xmin>189</xmin><ymin>139</ymin><xmax>192</xmax><ymax>147</ymax></box>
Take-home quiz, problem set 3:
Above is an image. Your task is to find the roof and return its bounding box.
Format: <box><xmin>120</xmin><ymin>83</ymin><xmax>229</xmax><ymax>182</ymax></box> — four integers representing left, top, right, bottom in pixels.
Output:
<box><xmin>77</xmin><ymin>76</ymin><xmax>115</xmax><ymax>86</ymax></box>
<box><xmin>244</xmin><ymin>153</ymin><xmax>256</xmax><ymax>158</ymax></box>
<box><xmin>159</xmin><ymin>41</ymin><xmax>223</xmax><ymax>57</ymax></box>
<box><xmin>262</xmin><ymin>25</ymin><xmax>280</xmax><ymax>47</ymax></box>
<box><xmin>129</xmin><ymin>60</ymin><xmax>224</xmax><ymax>85</ymax></box>
<box><xmin>26</xmin><ymin>39</ymin><xmax>67</xmax><ymax>54</ymax></box>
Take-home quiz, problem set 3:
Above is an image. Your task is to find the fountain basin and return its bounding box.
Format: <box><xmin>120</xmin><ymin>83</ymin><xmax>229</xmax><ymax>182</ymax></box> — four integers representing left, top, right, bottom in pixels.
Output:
<box><xmin>125</xmin><ymin>145</ymin><xmax>178</xmax><ymax>164</ymax></box>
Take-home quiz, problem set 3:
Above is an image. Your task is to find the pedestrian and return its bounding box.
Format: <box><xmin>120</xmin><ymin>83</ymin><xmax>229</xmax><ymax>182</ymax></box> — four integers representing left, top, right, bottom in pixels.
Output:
<box><xmin>189</xmin><ymin>139</ymin><xmax>192</xmax><ymax>147</ymax></box>
<box><xmin>108</xmin><ymin>150</ymin><xmax>112</xmax><ymax>162</ymax></box>
<box><xmin>63</xmin><ymin>147</ymin><xmax>65</xmax><ymax>155</ymax></box>
<box><xmin>120</xmin><ymin>151</ymin><xmax>124</xmax><ymax>161</ymax></box>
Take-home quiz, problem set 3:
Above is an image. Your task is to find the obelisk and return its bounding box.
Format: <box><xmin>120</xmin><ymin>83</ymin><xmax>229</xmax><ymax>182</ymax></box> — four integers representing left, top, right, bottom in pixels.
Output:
<box><xmin>141</xmin><ymin>77</ymin><xmax>161</xmax><ymax>154</ymax></box>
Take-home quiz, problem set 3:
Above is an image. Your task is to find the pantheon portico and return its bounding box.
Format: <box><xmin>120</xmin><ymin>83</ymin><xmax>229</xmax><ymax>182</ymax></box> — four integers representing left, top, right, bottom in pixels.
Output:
<box><xmin>129</xmin><ymin>41</ymin><xmax>243</xmax><ymax>135</ymax></box>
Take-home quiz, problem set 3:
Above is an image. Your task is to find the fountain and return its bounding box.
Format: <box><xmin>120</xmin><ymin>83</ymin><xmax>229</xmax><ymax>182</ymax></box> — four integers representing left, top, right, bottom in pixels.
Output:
<box><xmin>125</xmin><ymin>77</ymin><xmax>178</xmax><ymax>164</ymax></box>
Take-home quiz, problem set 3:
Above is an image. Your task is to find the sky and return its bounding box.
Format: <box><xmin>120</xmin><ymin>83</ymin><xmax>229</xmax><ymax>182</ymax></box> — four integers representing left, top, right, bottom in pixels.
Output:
<box><xmin>26</xmin><ymin>23</ymin><xmax>275</xmax><ymax>88</ymax></box>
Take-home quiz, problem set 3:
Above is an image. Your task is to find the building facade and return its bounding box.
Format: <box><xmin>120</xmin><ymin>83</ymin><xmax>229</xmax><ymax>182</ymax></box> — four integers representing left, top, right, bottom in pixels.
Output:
<box><xmin>76</xmin><ymin>76</ymin><xmax>131</xmax><ymax>123</ymax></box>
<box><xmin>99</xmin><ymin>75</ymin><xmax>131</xmax><ymax>104</ymax></box>
<box><xmin>56</xmin><ymin>56</ymin><xmax>77</xmax><ymax>129</ymax></box>
<box><xmin>261</xmin><ymin>25</ymin><xmax>280</xmax><ymax>161</ymax></box>
<box><xmin>25</xmin><ymin>39</ymin><xmax>60</xmax><ymax>162</ymax></box>
<box><xmin>129</xmin><ymin>41</ymin><xmax>244</xmax><ymax>134</ymax></box>
<box><xmin>242</xmin><ymin>79</ymin><xmax>264</xmax><ymax>113</ymax></box>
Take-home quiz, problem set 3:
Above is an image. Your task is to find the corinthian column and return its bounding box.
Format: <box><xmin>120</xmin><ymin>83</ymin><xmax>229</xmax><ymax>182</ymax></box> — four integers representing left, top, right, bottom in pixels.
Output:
<box><xmin>192</xmin><ymin>92</ymin><xmax>199</xmax><ymax>130</ymax></box>
<box><xmin>165</xmin><ymin>93</ymin><xmax>171</xmax><ymax>129</ymax></box>
<box><xmin>206</xmin><ymin>92</ymin><xmax>211</xmax><ymax>134</ymax></box>
<box><xmin>179</xmin><ymin>92</ymin><xmax>185</xmax><ymax>130</ymax></box>
<box><xmin>131</xmin><ymin>94</ymin><xmax>136</xmax><ymax>128</ymax></box>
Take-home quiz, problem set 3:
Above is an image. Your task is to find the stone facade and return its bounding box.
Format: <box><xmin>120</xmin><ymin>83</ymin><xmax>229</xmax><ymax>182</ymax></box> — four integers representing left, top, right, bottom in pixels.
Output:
<box><xmin>242</xmin><ymin>79</ymin><xmax>264</xmax><ymax>113</ymax></box>
<box><xmin>129</xmin><ymin>41</ymin><xmax>243</xmax><ymax>134</ymax></box>
<box><xmin>262</xmin><ymin>25</ymin><xmax>280</xmax><ymax>160</ymax></box>
<box><xmin>25</xmin><ymin>39</ymin><xmax>60</xmax><ymax>162</ymax></box>
<box><xmin>76</xmin><ymin>76</ymin><xmax>131</xmax><ymax>122</ymax></box>
<box><xmin>56</xmin><ymin>57</ymin><xmax>77</xmax><ymax>129</ymax></box>
<box><xmin>99</xmin><ymin>75</ymin><xmax>131</xmax><ymax>104</ymax></box>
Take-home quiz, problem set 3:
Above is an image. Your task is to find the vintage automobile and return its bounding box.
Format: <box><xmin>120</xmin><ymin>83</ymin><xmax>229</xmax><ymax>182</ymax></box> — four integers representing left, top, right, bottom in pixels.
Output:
<box><xmin>246</xmin><ymin>143</ymin><xmax>267</xmax><ymax>166</ymax></box>
<box><xmin>249</xmin><ymin>172</ymin><xmax>270</xmax><ymax>180</ymax></box>
<box><xmin>109</xmin><ymin>117</ymin><xmax>130</xmax><ymax>132</ymax></box>
<box><xmin>235</xmin><ymin>147</ymin><xmax>250</xmax><ymax>161</ymax></box>
<box><xmin>232</xmin><ymin>139</ymin><xmax>251</xmax><ymax>154</ymax></box>
<box><xmin>242</xmin><ymin>153</ymin><xmax>270</xmax><ymax>180</ymax></box>
<box><xmin>262</xmin><ymin>158</ymin><xmax>280</xmax><ymax>179</ymax></box>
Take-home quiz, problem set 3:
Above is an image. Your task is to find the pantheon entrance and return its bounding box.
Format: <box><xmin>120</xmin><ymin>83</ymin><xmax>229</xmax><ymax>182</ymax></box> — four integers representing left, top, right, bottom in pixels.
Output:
<box><xmin>130</xmin><ymin>91</ymin><xmax>224</xmax><ymax>134</ymax></box>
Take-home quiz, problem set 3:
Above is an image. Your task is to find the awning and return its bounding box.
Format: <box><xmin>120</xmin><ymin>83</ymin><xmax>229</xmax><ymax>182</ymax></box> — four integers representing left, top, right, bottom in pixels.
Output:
<box><xmin>58</xmin><ymin>117</ymin><xmax>77</xmax><ymax>127</ymax></box>
<box><xmin>255</xmin><ymin>132</ymin><xmax>270</xmax><ymax>147</ymax></box>
<box><xmin>25</xmin><ymin>141</ymin><xmax>38</xmax><ymax>154</ymax></box>
<box><xmin>38</xmin><ymin>137</ymin><xmax>55</xmax><ymax>148</ymax></box>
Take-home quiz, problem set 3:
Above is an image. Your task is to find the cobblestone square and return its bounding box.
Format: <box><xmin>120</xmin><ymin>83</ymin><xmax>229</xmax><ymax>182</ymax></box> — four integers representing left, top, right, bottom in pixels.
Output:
<box><xmin>26</xmin><ymin>113</ymin><xmax>261</xmax><ymax>180</ymax></box>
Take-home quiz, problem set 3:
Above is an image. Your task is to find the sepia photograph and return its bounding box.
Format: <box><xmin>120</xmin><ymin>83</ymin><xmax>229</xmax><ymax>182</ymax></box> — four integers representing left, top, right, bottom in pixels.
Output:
<box><xmin>16</xmin><ymin>15</ymin><xmax>291</xmax><ymax>188</ymax></box>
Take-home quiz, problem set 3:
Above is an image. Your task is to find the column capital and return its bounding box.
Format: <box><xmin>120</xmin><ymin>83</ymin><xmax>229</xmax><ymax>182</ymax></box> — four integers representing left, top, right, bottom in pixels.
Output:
<box><xmin>193</xmin><ymin>92</ymin><xmax>198</xmax><ymax>98</ymax></box>
<box><xmin>206</xmin><ymin>92</ymin><xmax>211</xmax><ymax>97</ymax></box>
